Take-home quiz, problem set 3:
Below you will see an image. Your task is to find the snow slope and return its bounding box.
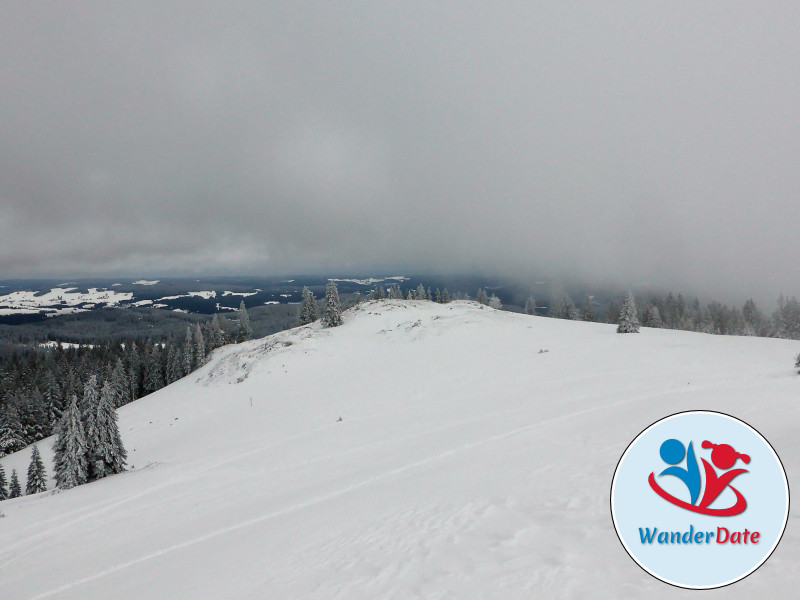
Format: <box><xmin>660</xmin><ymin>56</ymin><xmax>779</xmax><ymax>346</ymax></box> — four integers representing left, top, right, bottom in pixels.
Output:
<box><xmin>1</xmin><ymin>301</ymin><xmax>798</xmax><ymax>599</ymax></box>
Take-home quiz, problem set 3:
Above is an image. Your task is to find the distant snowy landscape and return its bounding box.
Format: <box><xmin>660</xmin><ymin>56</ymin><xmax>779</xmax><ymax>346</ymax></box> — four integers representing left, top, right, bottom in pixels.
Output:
<box><xmin>1</xmin><ymin>301</ymin><xmax>797</xmax><ymax>599</ymax></box>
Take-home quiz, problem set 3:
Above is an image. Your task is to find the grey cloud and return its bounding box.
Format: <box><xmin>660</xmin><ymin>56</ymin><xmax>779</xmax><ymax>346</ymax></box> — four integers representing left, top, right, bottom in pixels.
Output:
<box><xmin>1</xmin><ymin>2</ymin><xmax>799</xmax><ymax>302</ymax></box>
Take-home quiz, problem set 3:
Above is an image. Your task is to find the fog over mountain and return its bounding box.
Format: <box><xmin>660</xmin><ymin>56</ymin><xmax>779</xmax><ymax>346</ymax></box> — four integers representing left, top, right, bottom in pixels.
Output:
<box><xmin>2</xmin><ymin>3</ymin><xmax>799</xmax><ymax>302</ymax></box>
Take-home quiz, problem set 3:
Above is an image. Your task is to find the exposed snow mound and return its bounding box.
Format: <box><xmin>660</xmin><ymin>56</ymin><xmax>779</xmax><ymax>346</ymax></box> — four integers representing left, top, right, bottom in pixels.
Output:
<box><xmin>1</xmin><ymin>301</ymin><xmax>798</xmax><ymax>599</ymax></box>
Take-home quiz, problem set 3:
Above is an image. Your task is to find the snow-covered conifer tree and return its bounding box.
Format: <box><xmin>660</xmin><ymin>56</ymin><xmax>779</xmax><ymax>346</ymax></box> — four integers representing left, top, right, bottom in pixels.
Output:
<box><xmin>236</xmin><ymin>300</ymin><xmax>253</xmax><ymax>342</ymax></box>
<box><xmin>208</xmin><ymin>313</ymin><xmax>225</xmax><ymax>349</ymax></box>
<box><xmin>560</xmin><ymin>296</ymin><xmax>577</xmax><ymax>320</ymax></box>
<box><xmin>87</xmin><ymin>381</ymin><xmax>127</xmax><ymax>480</ymax></box>
<box><xmin>0</xmin><ymin>408</ymin><xmax>26</xmax><ymax>457</ymax></box>
<box><xmin>416</xmin><ymin>284</ymin><xmax>427</xmax><ymax>300</ymax></box>
<box><xmin>299</xmin><ymin>287</ymin><xmax>318</xmax><ymax>325</ymax></box>
<box><xmin>26</xmin><ymin>444</ymin><xmax>47</xmax><ymax>495</ymax></box>
<box><xmin>53</xmin><ymin>395</ymin><xmax>88</xmax><ymax>489</ymax></box>
<box><xmin>42</xmin><ymin>371</ymin><xmax>63</xmax><ymax>429</ymax></box>
<box><xmin>79</xmin><ymin>375</ymin><xmax>99</xmax><ymax>426</ymax></box>
<box><xmin>126</xmin><ymin>342</ymin><xmax>142</xmax><ymax>400</ymax></box>
<box><xmin>168</xmin><ymin>347</ymin><xmax>183</xmax><ymax>383</ymax></box>
<box><xmin>476</xmin><ymin>288</ymin><xmax>489</xmax><ymax>305</ymax></box>
<box><xmin>144</xmin><ymin>346</ymin><xmax>164</xmax><ymax>394</ymax></box>
<box><xmin>524</xmin><ymin>296</ymin><xmax>536</xmax><ymax>315</ymax></box>
<box><xmin>644</xmin><ymin>305</ymin><xmax>663</xmax><ymax>328</ymax></box>
<box><xmin>581</xmin><ymin>296</ymin><xmax>595</xmax><ymax>321</ymax></box>
<box><xmin>435</xmin><ymin>288</ymin><xmax>442</xmax><ymax>303</ymax></box>
<box><xmin>795</xmin><ymin>352</ymin><xmax>800</xmax><ymax>374</ymax></box>
<box><xmin>107</xmin><ymin>365</ymin><xmax>126</xmax><ymax>408</ymax></box>
<box><xmin>489</xmin><ymin>294</ymin><xmax>502</xmax><ymax>309</ymax></box>
<box><xmin>441</xmin><ymin>288</ymin><xmax>450</xmax><ymax>303</ymax></box>
<box><xmin>617</xmin><ymin>292</ymin><xmax>641</xmax><ymax>333</ymax></box>
<box><xmin>193</xmin><ymin>324</ymin><xmax>206</xmax><ymax>367</ymax></box>
<box><xmin>0</xmin><ymin>463</ymin><xmax>8</xmax><ymax>500</ymax></box>
<box><xmin>183</xmin><ymin>326</ymin><xmax>194</xmax><ymax>375</ymax></box>
<box><xmin>321</xmin><ymin>281</ymin><xmax>343</xmax><ymax>327</ymax></box>
<box><xmin>547</xmin><ymin>294</ymin><xmax>563</xmax><ymax>318</ymax></box>
<box><xmin>9</xmin><ymin>469</ymin><xmax>21</xmax><ymax>498</ymax></box>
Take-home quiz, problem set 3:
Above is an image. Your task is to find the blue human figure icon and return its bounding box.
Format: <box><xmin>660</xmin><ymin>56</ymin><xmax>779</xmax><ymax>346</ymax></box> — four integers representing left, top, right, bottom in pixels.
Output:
<box><xmin>658</xmin><ymin>439</ymin><xmax>701</xmax><ymax>505</ymax></box>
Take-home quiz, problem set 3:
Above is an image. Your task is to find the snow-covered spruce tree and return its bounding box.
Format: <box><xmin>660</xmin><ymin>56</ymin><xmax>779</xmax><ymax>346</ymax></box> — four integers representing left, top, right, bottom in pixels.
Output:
<box><xmin>168</xmin><ymin>346</ymin><xmax>183</xmax><ymax>383</ymax></box>
<box><xmin>9</xmin><ymin>469</ymin><xmax>21</xmax><ymax>498</ymax></box>
<box><xmin>144</xmin><ymin>345</ymin><xmax>164</xmax><ymax>394</ymax></box>
<box><xmin>42</xmin><ymin>371</ymin><xmax>63</xmax><ymax>429</ymax></box>
<box><xmin>208</xmin><ymin>313</ymin><xmax>225</xmax><ymax>349</ymax></box>
<box><xmin>126</xmin><ymin>342</ymin><xmax>142</xmax><ymax>400</ymax></box>
<box><xmin>0</xmin><ymin>463</ymin><xmax>8</xmax><ymax>500</ymax></box>
<box><xmin>644</xmin><ymin>305</ymin><xmax>663</xmax><ymax>328</ymax></box>
<box><xmin>183</xmin><ymin>325</ymin><xmax>194</xmax><ymax>375</ymax></box>
<box><xmin>87</xmin><ymin>381</ymin><xmax>127</xmax><ymax>480</ymax></box>
<box><xmin>617</xmin><ymin>292</ymin><xmax>641</xmax><ymax>333</ymax></box>
<box><xmin>193</xmin><ymin>323</ymin><xmax>206</xmax><ymax>367</ymax></box>
<box><xmin>476</xmin><ymin>288</ymin><xmax>489</xmax><ymax>305</ymax></box>
<box><xmin>109</xmin><ymin>359</ymin><xmax>130</xmax><ymax>408</ymax></box>
<box><xmin>24</xmin><ymin>387</ymin><xmax>48</xmax><ymax>442</ymax></box>
<box><xmin>581</xmin><ymin>295</ymin><xmax>596</xmax><ymax>322</ymax></box>
<box><xmin>524</xmin><ymin>296</ymin><xmax>536</xmax><ymax>315</ymax></box>
<box><xmin>299</xmin><ymin>287</ymin><xmax>318</xmax><ymax>325</ymax></box>
<box><xmin>489</xmin><ymin>294</ymin><xmax>502</xmax><ymax>309</ymax></box>
<box><xmin>321</xmin><ymin>281</ymin><xmax>343</xmax><ymax>327</ymax></box>
<box><xmin>0</xmin><ymin>408</ymin><xmax>26</xmax><ymax>457</ymax></box>
<box><xmin>26</xmin><ymin>444</ymin><xmax>47</xmax><ymax>495</ymax></box>
<box><xmin>53</xmin><ymin>395</ymin><xmax>88</xmax><ymax>489</ymax></box>
<box><xmin>795</xmin><ymin>353</ymin><xmax>800</xmax><ymax>375</ymax></box>
<box><xmin>236</xmin><ymin>300</ymin><xmax>253</xmax><ymax>342</ymax></box>
<box><xmin>416</xmin><ymin>283</ymin><xmax>427</xmax><ymax>300</ymax></box>
<box><xmin>547</xmin><ymin>294</ymin><xmax>564</xmax><ymax>318</ymax></box>
<box><xmin>441</xmin><ymin>288</ymin><xmax>450</xmax><ymax>303</ymax></box>
<box><xmin>560</xmin><ymin>296</ymin><xmax>577</xmax><ymax>320</ymax></box>
<box><xmin>79</xmin><ymin>375</ymin><xmax>100</xmax><ymax>426</ymax></box>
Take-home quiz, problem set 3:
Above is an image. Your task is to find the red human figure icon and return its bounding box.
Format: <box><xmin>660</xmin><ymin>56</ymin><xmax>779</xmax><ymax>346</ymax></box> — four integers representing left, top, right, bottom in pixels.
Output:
<box><xmin>698</xmin><ymin>441</ymin><xmax>750</xmax><ymax>512</ymax></box>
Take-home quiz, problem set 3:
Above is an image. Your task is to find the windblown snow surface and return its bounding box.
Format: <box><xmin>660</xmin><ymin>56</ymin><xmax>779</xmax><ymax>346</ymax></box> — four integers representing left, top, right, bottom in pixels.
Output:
<box><xmin>1</xmin><ymin>301</ymin><xmax>798</xmax><ymax>599</ymax></box>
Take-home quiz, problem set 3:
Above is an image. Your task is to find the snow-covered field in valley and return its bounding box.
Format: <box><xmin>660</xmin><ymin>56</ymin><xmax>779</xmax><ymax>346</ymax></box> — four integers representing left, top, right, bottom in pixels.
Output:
<box><xmin>1</xmin><ymin>301</ymin><xmax>797</xmax><ymax>599</ymax></box>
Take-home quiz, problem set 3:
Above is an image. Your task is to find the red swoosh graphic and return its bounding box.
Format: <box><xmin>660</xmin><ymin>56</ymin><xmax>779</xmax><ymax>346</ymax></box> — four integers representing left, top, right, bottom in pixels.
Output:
<box><xmin>648</xmin><ymin>472</ymin><xmax>747</xmax><ymax>516</ymax></box>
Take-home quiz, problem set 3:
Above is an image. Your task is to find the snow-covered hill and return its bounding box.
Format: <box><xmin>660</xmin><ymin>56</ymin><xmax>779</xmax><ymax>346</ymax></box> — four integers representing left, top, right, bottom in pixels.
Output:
<box><xmin>1</xmin><ymin>301</ymin><xmax>798</xmax><ymax>599</ymax></box>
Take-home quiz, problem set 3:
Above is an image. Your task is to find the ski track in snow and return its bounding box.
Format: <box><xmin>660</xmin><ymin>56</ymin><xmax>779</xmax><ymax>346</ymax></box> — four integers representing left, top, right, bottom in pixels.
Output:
<box><xmin>24</xmin><ymin>374</ymin><xmax>745</xmax><ymax>599</ymax></box>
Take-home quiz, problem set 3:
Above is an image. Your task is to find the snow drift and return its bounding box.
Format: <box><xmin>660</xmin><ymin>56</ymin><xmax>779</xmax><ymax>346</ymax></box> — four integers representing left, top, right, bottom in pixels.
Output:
<box><xmin>1</xmin><ymin>300</ymin><xmax>798</xmax><ymax>599</ymax></box>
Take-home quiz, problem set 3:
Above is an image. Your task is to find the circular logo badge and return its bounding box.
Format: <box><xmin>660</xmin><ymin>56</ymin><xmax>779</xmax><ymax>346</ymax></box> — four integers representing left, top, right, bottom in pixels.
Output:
<box><xmin>610</xmin><ymin>411</ymin><xmax>789</xmax><ymax>589</ymax></box>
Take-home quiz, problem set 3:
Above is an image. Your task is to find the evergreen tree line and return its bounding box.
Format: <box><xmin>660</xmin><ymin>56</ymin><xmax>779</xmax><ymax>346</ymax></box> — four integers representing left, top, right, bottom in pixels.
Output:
<box><xmin>539</xmin><ymin>291</ymin><xmax>800</xmax><ymax>339</ymax></box>
<box><xmin>299</xmin><ymin>280</ymin><xmax>489</xmax><ymax>328</ymax></box>
<box><xmin>0</xmin><ymin>303</ymin><xmax>253</xmax><ymax>458</ymax></box>
<box><xmin>364</xmin><ymin>282</ymin><xmax>455</xmax><ymax>304</ymax></box>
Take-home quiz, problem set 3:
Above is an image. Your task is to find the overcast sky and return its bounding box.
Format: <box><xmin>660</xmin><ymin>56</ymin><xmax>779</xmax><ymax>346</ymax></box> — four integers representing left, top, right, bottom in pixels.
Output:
<box><xmin>1</xmin><ymin>2</ymin><xmax>799</xmax><ymax>300</ymax></box>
